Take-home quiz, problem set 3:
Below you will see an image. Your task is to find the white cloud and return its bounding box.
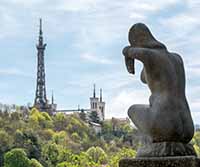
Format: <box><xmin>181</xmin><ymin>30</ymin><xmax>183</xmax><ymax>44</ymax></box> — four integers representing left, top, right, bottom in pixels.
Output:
<box><xmin>9</xmin><ymin>0</ymin><xmax>44</xmax><ymax>6</ymax></box>
<box><xmin>161</xmin><ymin>14</ymin><xmax>199</xmax><ymax>35</ymax></box>
<box><xmin>129</xmin><ymin>13</ymin><xmax>146</xmax><ymax>19</ymax></box>
<box><xmin>0</xmin><ymin>11</ymin><xmax>22</xmax><ymax>38</ymax></box>
<box><xmin>186</xmin><ymin>65</ymin><xmax>200</xmax><ymax>77</ymax></box>
<box><xmin>80</xmin><ymin>53</ymin><xmax>113</xmax><ymax>64</ymax></box>
<box><xmin>186</xmin><ymin>0</ymin><xmax>200</xmax><ymax>8</ymax></box>
<box><xmin>0</xmin><ymin>68</ymin><xmax>31</xmax><ymax>77</ymax></box>
<box><xmin>106</xmin><ymin>89</ymin><xmax>200</xmax><ymax>125</ymax></box>
<box><xmin>56</xmin><ymin>0</ymin><xmax>99</xmax><ymax>12</ymax></box>
<box><xmin>106</xmin><ymin>89</ymin><xmax>149</xmax><ymax>118</ymax></box>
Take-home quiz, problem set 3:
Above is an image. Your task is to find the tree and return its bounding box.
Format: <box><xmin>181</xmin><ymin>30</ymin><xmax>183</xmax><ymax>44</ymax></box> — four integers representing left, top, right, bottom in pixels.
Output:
<box><xmin>4</xmin><ymin>148</ymin><xmax>30</xmax><ymax>167</ymax></box>
<box><xmin>39</xmin><ymin>129</ymin><xmax>55</xmax><ymax>141</ymax></box>
<box><xmin>0</xmin><ymin>130</ymin><xmax>12</xmax><ymax>166</ymax></box>
<box><xmin>192</xmin><ymin>131</ymin><xmax>200</xmax><ymax>157</ymax></box>
<box><xmin>56</xmin><ymin>162</ymin><xmax>79</xmax><ymax>167</ymax></box>
<box><xmin>29</xmin><ymin>108</ymin><xmax>53</xmax><ymax>129</ymax></box>
<box><xmin>109</xmin><ymin>147</ymin><xmax>136</xmax><ymax>167</ymax></box>
<box><xmin>10</xmin><ymin>112</ymin><xmax>20</xmax><ymax>121</ymax></box>
<box><xmin>13</xmin><ymin>130</ymin><xmax>24</xmax><ymax>148</ymax></box>
<box><xmin>71</xmin><ymin>132</ymin><xmax>81</xmax><ymax>143</ymax></box>
<box><xmin>79</xmin><ymin>110</ymin><xmax>86</xmax><ymax>122</ymax></box>
<box><xmin>194</xmin><ymin>144</ymin><xmax>200</xmax><ymax>157</ymax></box>
<box><xmin>89</xmin><ymin>111</ymin><xmax>100</xmax><ymax>123</ymax></box>
<box><xmin>53</xmin><ymin>113</ymin><xmax>68</xmax><ymax>131</ymax></box>
<box><xmin>193</xmin><ymin>131</ymin><xmax>200</xmax><ymax>146</ymax></box>
<box><xmin>53</xmin><ymin>131</ymin><xmax>68</xmax><ymax>145</ymax></box>
<box><xmin>86</xmin><ymin>146</ymin><xmax>107</xmax><ymax>164</ymax></box>
<box><xmin>29</xmin><ymin>159</ymin><xmax>44</xmax><ymax>167</ymax></box>
<box><xmin>41</xmin><ymin>143</ymin><xmax>60</xmax><ymax>166</ymax></box>
<box><xmin>13</xmin><ymin>130</ymin><xmax>41</xmax><ymax>160</ymax></box>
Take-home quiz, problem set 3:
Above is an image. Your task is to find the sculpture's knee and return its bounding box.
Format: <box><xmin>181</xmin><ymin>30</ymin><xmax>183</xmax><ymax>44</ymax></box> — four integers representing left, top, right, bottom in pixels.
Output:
<box><xmin>128</xmin><ymin>105</ymin><xmax>137</xmax><ymax>120</ymax></box>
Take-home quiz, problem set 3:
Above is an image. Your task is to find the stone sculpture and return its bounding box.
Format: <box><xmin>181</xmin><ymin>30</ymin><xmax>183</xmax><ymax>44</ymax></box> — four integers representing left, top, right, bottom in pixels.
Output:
<box><xmin>122</xmin><ymin>23</ymin><xmax>196</xmax><ymax>157</ymax></box>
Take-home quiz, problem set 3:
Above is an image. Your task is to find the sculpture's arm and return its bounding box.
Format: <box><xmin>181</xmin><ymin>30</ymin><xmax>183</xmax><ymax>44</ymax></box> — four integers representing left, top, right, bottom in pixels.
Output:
<box><xmin>123</xmin><ymin>46</ymin><xmax>160</xmax><ymax>77</ymax></box>
<box><xmin>126</xmin><ymin>47</ymin><xmax>157</xmax><ymax>64</ymax></box>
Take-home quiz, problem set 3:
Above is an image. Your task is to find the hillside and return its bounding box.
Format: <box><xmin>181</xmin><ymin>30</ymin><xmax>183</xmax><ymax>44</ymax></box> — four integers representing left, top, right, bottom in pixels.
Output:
<box><xmin>0</xmin><ymin>108</ymin><xmax>200</xmax><ymax>167</ymax></box>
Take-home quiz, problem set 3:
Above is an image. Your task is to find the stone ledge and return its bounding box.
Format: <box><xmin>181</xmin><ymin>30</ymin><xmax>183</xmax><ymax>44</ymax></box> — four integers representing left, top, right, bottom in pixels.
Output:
<box><xmin>136</xmin><ymin>142</ymin><xmax>196</xmax><ymax>157</ymax></box>
<box><xmin>119</xmin><ymin>156</ymin><xmax>200</xmax><ymax>167</ymax></box>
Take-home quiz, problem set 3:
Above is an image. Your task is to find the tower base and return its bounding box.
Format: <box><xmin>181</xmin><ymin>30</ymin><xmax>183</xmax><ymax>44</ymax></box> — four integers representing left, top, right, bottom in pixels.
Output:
<box><xmin>119</xmin><ymin>156</ymin><xmax>200</xmax><ymax>167</ymax></box>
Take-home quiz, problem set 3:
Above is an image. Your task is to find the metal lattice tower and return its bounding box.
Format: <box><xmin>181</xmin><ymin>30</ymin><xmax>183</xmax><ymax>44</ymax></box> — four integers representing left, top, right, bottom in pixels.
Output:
<box><xmin>34</xmin><ymin>19</ymin><xmax>48</xmax><ymax>110</ymax></box>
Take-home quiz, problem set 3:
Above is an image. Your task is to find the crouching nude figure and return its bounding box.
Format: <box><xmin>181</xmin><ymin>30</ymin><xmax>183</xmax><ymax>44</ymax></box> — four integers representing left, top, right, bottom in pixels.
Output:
<box><xmin>123</xmin><ymin>23</ymin><xmax>196</xmax><ymax>157</ymax></box>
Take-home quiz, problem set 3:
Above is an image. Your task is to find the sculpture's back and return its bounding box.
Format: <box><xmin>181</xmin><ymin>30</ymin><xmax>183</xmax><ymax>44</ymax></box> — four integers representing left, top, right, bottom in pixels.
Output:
<box><xmin>123</xmin><ymin>23</ymin><xmax>196</xmax><ymax>157</ymax></box>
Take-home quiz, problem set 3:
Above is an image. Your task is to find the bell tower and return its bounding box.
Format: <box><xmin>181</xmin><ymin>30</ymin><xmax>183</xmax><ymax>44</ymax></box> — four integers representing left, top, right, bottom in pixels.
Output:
<box><xmin>89</xmin><ymin>84</ymin><xmax>105</xmax><ymax>121</ymax></box>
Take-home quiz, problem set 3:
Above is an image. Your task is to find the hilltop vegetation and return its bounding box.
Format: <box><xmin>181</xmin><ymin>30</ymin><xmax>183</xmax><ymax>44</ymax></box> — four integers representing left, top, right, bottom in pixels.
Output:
<box><xmin>0</xmin><ymin>108</ymin><xmax>200</xmax><ymax>167</ymax></box>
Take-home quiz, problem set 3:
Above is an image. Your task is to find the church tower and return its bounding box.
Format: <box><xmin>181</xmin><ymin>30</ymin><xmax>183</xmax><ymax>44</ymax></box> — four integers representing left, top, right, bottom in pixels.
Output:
<box><xmin>90</xmin><ymin>84</ymin><xmax>99</xmax><ymax>112</ymax></box>
<box><xmin>98</xmin><ymin>88</ymin><xmax>105</xmax><ymax>121</ymax></box>
<box><xmin>89</xmin><ymin>84</ymin><xmax>105</xmax><ymax>121</ymax></box>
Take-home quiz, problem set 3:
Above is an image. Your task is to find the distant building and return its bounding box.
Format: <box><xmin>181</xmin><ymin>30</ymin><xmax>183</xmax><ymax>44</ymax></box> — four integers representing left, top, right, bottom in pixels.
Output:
<box><xmin>89</xmin><ymin>121</ymin><xmax>102</xmax><ymax>134</ymax></box>
<box><xmin>0</xmin><ymin>103</ymin><xmax>29</xmax><ymax>114</ymax></box>
<box><xmin>54</xmin><ymin>84</ymin><xmax>105</xmax><ymax>135</ymax></box>
<box><xmin>105</xmin><ymin>117</ymin><xmax>130</xmax><ymax>131</ymax></box>
<box><xmin>89</xmin><ymin>84</ymin><xmax>105</xmax><ymax>122</ymax></box>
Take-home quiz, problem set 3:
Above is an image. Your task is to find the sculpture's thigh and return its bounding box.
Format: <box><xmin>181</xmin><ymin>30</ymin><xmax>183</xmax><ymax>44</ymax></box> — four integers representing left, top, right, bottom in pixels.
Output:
<box><xmin>128</xmin><ymin>104</ymin><xmax>153</xmax><ymax>134</ymax></box>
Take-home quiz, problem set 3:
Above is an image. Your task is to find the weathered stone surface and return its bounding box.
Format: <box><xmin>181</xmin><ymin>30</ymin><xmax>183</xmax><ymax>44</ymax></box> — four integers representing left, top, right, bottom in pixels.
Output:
<box><xmin>123</xmin><ymin>23</ymin><xmax>194</xmax><ymax>144</ymax></box>
<box><xmin>137</xmin><ymin>142</ymin><xmax>196</xmax><ymax>157</ymax></box>
<box><xmin>119</xmin><ymin>156</ymin><xmax>200</xmax><ymax>167</ymax></box>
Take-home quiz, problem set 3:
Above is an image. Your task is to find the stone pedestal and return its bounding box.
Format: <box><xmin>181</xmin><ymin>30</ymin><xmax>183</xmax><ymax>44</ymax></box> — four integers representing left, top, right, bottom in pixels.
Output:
<box><xmin>136</xmin><ymin>142</ymin><xmax>196</xmax><ymax>157</ymax></box>
<box><xmin>119</xmin><ymin>156</ymin><xmax>200</xmax><ymax>167</ymax></box>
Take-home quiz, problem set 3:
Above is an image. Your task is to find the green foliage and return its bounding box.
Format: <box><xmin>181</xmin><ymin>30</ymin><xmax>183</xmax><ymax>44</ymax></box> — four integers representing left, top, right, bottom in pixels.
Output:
<box><xmin>56</xmin><ymin>162</ymin><xmax>79</xmax><ymax>167</ymax></box>
<box><xmin>41</xmin><ymin>143</ymin><xmax>60</xmax><ymax>166</ymax></box>
<box><xmin>71</xmin><ymin>132</ymin><xmax>81</xmax><ymax>142</ymax></box>
<box><xmin>89</xmin><ymin>111</ymin><xmax>100</xmax><ymax>123</ymax></box>
<box><xmin>13</xmin><ymin>130</ymin><xmax>41</xmax><ymax>160</ymax></box>
<box><xmin>0</xmin><ymin>130</ymin><xmax>12</xmax><ymax>153</ymax></box>
<box><xmin>39</xmin><ymin>129</ymin><xmax>55</xmax><ymax>141</ymax></box>
<box><xmin>10</xmin><ymin>112</ymin><xmax>20</xmax><ymax>121</ymax></box>
<box><xmin>53</xmin><ymin>131</ymin><xmax>68</xmax><ymax>145</ymax></box>
<box><xmin>86</xmin><ymin>146</ymin><xmax>108</xmax><ymax>164</ymax></box>
<box><xmin>4</xmin><ymin>148</ymin><xmax>30</xmax><ymax>167</ymax></box>
<box><xmin>30</xmin><ymin>159</ymin><xmax>44</xmax><ymax>167</ymax></box>
<box><xmin>0</xmin><ymin>130</ymin><xmax>12</xmax><ymax>166</ymax></box>
<box><xmin>53</xmin><ymin>113</ymin><xmax>68</xmax><ymax>131</ymax></box>
<box><xmin>192</xmin><ymin>131</ymin><xmax>200</xmax><ymax>157</ymax></box>
<box><xmin>193</xmin><ymin>131</ymin><xmax>200</xmax><ymax>146</ymax></box>
<box><xmin>109</xmin><ymin>147</ymin><xmax>136</xmax><ymax>167</ymax></box>
<box><xmin>194</xmin><ymin>144</ymin><xmax>200</xmax><ymax>157</ymax></box>
<box><xmin>79</xmin><ymin>111</ymin><xmax>86</xmax><ymax>122</ymax></box>
<box><xmin>0</xmin><ymin>109</ymin><xmax>141</xmax><ymax>166</ymax></box>
<box><xmin>30</xmin><ymin>108</ymin><xmax>53</xmax><ymax>129</ymax></box>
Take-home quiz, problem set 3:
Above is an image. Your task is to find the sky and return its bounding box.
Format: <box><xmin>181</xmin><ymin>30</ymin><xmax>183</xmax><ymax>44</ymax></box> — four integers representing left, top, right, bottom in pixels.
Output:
<box><xmin>0</xmin><ymin>0</ymin><xmax>200</xmax><ymax>124</ymax></box>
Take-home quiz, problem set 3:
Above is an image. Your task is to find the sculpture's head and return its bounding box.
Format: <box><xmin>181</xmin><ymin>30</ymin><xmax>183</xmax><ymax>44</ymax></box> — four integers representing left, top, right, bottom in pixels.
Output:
<box><xmin>129</xmin><ymin>23</ymin><xmax>166</xmax><ymax>50</ymax></box>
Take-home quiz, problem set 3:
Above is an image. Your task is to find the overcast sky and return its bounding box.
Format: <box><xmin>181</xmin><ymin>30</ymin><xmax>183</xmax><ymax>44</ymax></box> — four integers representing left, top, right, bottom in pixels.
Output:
<box><xmin>0</xmin><ymin>0</ymin><xmax>200</xmax><ymax>124</ymax></box>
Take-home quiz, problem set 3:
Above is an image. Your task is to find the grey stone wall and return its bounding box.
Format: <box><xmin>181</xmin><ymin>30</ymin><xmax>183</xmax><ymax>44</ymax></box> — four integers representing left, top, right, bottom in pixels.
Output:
<box><xmin>119</xmin><ymin>156</ymin><xmax>200</xmax><ymax>167</ymax></box>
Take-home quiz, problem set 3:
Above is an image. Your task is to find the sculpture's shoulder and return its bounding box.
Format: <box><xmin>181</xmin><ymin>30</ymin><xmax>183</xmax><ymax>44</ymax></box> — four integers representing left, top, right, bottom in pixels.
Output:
<box><xmin>170</xmin><ymin>52</ymin><xmax>184</xmax><ymax>65</ymax></box>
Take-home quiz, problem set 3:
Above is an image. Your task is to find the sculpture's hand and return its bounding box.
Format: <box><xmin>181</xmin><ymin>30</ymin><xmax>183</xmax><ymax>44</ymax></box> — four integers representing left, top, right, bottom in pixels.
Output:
<box><xmin>123</xmin><ymin>46</ymin><xmax>135</xmax><ymax>74</ymax></box>
<box><xmin>122</xmin><ymin>46</ymin><xmax>132</xmax><ymax>57</ymax></box>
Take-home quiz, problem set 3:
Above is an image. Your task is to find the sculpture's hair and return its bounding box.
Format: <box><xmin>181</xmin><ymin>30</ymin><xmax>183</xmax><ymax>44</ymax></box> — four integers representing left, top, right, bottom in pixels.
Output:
<box><xmin>129</xmin><ymin>23</ymin><xmax>167</xmax><ymax>50</ymax></box>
